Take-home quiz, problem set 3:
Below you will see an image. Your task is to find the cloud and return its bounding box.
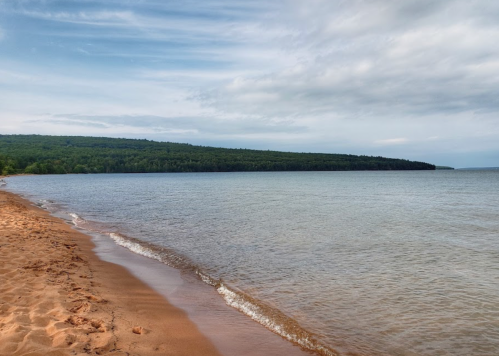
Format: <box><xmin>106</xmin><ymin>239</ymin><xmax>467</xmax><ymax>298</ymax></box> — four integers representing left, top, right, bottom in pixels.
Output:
<box><xmin>199</xmin><ymin>1</ymin><xmax>499</xmax><ymax>122</ymax></box>
<box><xmin>14</xmin><ymin>3</ymin><xmax>277</xmax><ymax>44</ymax></box>
<box><xmin>25</xmin><ymin>114</ymin><xmax>306</xmax><ymax>137</ymax></box>
<box><xmin>374</xmin><ymin>138</ymin><xmax>409</xmax><ymax>146</ymax></box>
<box><xmin>1</xmin><ymin>0</ymin><xmax>499</xmax><ymax>167</ymax></box>
<box><xmin>20</xmin><ymin>10</ymin><xmax>135</xmax><ymax>24</ymax></box>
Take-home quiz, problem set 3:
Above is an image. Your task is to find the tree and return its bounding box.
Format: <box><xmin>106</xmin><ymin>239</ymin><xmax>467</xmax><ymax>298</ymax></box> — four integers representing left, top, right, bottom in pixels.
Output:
<box><xmin>73</xmin><ymin>164</ymin><xmax>89</xmax><ymax>174</ymax></box>
<box><xmin>3</xmin><ymin>164</ymin><xmax>17</xmax><ymax>175</ymax></box>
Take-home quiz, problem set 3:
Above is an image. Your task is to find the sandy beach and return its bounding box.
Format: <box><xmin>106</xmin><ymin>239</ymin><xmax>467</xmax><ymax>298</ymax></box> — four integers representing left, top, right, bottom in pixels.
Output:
<box><xmin>0</xmin><ymin>189</ymin><xmax>223</xmax><ymax>356</ymax></box>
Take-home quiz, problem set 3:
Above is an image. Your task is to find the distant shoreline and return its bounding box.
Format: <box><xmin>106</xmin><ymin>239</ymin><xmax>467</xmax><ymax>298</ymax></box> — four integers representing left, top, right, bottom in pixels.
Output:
<box><xmin>1</xmin><ymin>134</ymin><xmax>435</xmax><ymax>175</ymax></box>
<box><xmin>456</xmin><ymin>167</ymin><xmax>499</xmax><ymax>170</ymax></box>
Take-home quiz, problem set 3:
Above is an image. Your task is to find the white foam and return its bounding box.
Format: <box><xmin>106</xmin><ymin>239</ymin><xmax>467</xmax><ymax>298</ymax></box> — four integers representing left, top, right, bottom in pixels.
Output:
<box><xmin>65</xmin><ymin>212</ymin><xmax>337</xmax><ymax>355</ymax></box>
<box><xmin>108</xmin><ymin>233</ymin><xmax>163</xmax><ymax>263</ymax></box>
<box><xmin>37</xmin><ymin>199</ymin><xmax>53</xmax><ymax>210</ymax></box>
<box><xmin>195</xmin><ymin>270</ymin><xmax>218</xmax><ymax>286</ymax></box>
<box><xmin>216</xmin><ymin>284</ymin><xmax>338</xmax><ymax>356</ymax></box>
<box><xmin>69</xmin><ymin>212</ymin><xmax>86</xmax><ymax>227</ymax></box>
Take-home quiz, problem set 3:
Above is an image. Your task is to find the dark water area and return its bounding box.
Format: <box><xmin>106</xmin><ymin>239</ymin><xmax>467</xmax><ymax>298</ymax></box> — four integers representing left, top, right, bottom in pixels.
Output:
<box><xmin>5</xmin><ymin>171</ymin><xmax>499</xmax><ymax>356</ymax></box>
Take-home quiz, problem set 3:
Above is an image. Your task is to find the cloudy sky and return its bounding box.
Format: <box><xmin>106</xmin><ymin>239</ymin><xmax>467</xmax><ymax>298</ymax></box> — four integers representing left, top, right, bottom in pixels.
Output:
<box><xmin>1</xmin><ymin>0</ymin><xmax>498</xmax><ymax>168</ymax></box>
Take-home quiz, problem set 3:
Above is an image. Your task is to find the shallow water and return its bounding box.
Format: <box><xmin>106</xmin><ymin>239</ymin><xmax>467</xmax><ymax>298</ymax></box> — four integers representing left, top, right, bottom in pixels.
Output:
<box><xmin>5</xmin><ymin>171</ymin><xmax>499</xmax><ymax>356</ymax></box>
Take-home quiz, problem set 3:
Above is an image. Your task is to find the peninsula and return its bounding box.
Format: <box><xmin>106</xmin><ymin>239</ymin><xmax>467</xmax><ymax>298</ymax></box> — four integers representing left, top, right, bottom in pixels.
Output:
<box><xmin>0</xmin><ymin>135</ymin><xmax>434</xmax><ymax>175</ymax></box>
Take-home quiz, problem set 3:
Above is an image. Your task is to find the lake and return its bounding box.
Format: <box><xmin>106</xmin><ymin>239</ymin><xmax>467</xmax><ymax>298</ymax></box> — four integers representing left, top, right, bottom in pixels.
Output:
<box><xmin>5</xmin><ymin>170</ymin><xmax>499</xmax><ymax>356</ymax></box>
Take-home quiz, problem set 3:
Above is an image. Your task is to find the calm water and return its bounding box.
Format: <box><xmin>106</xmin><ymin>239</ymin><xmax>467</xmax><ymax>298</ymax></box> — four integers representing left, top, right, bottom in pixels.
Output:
<box><xmin>4</xmin><ymin>171</ymin><xmax>499</xmax><ymax>356</ymax></box>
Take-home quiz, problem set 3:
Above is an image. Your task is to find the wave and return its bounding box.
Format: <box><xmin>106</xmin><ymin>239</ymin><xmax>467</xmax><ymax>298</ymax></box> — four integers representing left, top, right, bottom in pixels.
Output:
<box><xmin>108</xmin><ymin>233</ymin><xmax>189</xmax><ymax>269</ymax></box>
<box><xmin>36</xmin><ymin>199</ymin><xmax>54</xmax><ymax>209</ymax></box>
<box><xmin>216</xmin><ymin>283</ymin><xmax>339</xmax><ymax>356</ymax></box>
<box><xmin>66</xmin><ymin>211</ymin><xmax>339</xmax><ymax>356</ymax></box>
<box><xmin>69</xmin><ymin>212</ymin><xmax>87</xmax><ymax>226</ymax></box>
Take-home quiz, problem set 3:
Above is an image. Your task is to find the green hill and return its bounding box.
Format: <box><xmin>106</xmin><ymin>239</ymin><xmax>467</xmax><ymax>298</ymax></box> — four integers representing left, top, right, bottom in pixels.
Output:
<box><xmin>0</xmin><ymin>135</ymin><xmax>435</xmax><ymax>175</ymax></box>
<box><xmin>435</xmin><ymin>166</ymin><xmax>454</xmax><ymax>170</ymax></box>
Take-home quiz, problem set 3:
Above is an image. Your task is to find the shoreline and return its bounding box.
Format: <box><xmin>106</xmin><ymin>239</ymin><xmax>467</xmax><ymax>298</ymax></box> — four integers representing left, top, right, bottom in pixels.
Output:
<box><xmin>0</xmin><ymin>186</ymin><xmax>314</xmax><ymax>356</ymax></box>
<box><xmin>0</xmin><ymin>189</ymin><xmax>223</xmax><ymax>356</ymax></box>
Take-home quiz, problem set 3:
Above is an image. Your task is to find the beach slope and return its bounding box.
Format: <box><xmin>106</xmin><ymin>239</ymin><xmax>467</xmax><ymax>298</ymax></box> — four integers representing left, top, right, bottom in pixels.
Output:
<box><xmin>0</xmin><ymin>190</ymin><xmax>222</xmax><ymax>356</ymax></box>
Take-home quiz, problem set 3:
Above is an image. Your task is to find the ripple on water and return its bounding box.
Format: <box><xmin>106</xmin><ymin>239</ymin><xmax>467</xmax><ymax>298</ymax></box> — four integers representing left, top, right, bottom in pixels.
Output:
<box><xmin>4</xmin><ymin>171</ymin><xmax>499</xmax><ymax>356</ymax></box>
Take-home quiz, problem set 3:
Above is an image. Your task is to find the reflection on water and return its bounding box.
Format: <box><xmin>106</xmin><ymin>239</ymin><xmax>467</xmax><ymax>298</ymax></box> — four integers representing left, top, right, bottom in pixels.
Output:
<box><xmin>5</xmin><ymin>171</ymin><xmax>499</xmax><ymax>356</ymax></box>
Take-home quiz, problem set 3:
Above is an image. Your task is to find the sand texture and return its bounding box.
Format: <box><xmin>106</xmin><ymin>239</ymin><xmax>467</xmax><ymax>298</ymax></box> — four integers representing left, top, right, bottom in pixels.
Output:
<box><xmin>0</xmin><ymin>190</ymin><xmax>222</xmax><ymax>356</ymax></box>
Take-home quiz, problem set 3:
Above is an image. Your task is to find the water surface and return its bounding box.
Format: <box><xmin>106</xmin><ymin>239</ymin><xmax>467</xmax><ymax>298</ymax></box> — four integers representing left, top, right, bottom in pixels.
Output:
<box><xmin>5</xmin><ymin>171</ymin><xmax>499</xmax><ymax>356</ymax></box>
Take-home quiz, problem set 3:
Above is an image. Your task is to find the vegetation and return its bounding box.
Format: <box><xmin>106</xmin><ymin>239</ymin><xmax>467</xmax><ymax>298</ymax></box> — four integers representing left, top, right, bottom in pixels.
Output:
<box><xmin>0</xmin><ymin>135</ymin><xmax>435</xmax><ymax>175</ymax></box>
<box><xmin>435</xmin><ymin>166</ymin><xmax>455</xmax><ymax>170</ymax></box>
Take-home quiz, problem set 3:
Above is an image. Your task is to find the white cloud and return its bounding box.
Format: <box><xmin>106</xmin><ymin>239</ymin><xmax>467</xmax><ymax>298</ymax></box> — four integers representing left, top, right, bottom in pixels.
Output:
<box><xmin>201</xmin><ymin>2</ymin><xmax>499</xmax><ymax>119</ymax></box>
<box><xmin>374</xmin><ymin>138</ymin><xmax>409</xmax><ymax>146</ymax></box>
<box><xmin>1</xmin><ymin>0</ymin><xmax>499</xmax><ymax>166</ymax></box>
<box><xmin>21</xmin><ymin>10</ymin><xmax>135</xmax><ymax>23</ymax></box>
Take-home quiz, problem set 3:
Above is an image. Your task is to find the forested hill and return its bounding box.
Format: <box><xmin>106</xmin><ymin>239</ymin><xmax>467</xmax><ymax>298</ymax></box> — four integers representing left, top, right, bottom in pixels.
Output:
<box><xmin>0</xmin><ymin>135</ymin><xmax>435</xmax><ymax>175</ymax></box>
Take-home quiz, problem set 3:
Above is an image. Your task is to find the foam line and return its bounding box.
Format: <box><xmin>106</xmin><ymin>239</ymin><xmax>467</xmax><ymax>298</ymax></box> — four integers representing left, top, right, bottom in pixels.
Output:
<box><xmin>67</xmin><ymin>211</ymin><xmax>338</xmax><ymax>356</ymax></box>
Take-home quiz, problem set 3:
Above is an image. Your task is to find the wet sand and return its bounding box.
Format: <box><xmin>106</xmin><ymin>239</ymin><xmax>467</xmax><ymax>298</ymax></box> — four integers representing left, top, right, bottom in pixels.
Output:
<box><xmin>0</xmin><ymin>189</ymin><xmax>223</xmax><ymax>356</ymax></box>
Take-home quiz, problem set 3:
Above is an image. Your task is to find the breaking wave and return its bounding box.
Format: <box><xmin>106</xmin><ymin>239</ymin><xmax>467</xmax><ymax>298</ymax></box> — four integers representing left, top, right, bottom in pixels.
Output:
<box><xmin>66</xmin><ymin>211</ymin><xmax>339</xmax><ymax>356</ymax></box>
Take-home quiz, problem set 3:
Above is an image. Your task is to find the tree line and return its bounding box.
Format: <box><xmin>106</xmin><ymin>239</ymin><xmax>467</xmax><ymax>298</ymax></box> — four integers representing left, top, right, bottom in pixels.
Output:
<box><xmin>0</xmin><ymin>135</ymin><xmax>435</xmax><ymax>175</ymax></box>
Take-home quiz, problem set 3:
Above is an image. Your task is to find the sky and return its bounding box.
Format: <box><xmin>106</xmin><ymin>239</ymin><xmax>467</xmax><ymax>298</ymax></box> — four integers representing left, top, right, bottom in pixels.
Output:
<box><xmin>1</xmin><ymin>0</ymin><xmax>498</xmax><ymax>168</ymax></box>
